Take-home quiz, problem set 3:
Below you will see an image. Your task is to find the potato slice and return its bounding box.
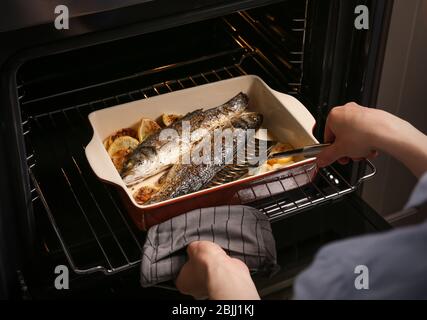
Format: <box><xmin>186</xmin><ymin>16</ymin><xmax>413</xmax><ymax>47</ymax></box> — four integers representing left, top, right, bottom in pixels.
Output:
<box><xmin>107</xmin><ymin>136</ymin><xmax>139</xmax><ymax>157</ymax></box>
<box><xmin>269</xmin><ymin>142</ymin><xmax>294</xmax><ymax>164</ymax></box>
<box><xmin>161</xmin><ymin>113</ymin><xmax>181</xmax><ymax>127</ymax></box>
<box><xmin>137</xmin><ymin>118</ymin><xmax>161</xmax><ymax>143</ymax></box>
<box><xmin>267</xmin><ymin>157</ymin><xmax>293</xmax><ymax>166</ymax></box>
<box><xmin>133</xmin><ymin>186</ymin><xmax>159</xmax><ymax>205</ymax></box>
<box><xmin>111</xmin><ymin>149</ymin><xmax>132</xmax><ymax>171</ymax></box>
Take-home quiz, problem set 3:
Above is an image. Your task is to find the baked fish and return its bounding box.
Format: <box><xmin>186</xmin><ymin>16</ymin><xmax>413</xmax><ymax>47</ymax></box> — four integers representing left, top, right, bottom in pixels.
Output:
<box><xmin>145</xmin><ymin>112</ymin><xmax>263</xmax><ymax>204</ymax></box>
<box><xmin>121</xmin><ymin>93</ymin><xmax>249</xmax><ymax>186</ymax></box>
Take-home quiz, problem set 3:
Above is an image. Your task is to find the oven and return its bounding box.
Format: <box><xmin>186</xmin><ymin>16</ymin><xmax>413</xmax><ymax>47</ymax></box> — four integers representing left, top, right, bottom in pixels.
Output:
<box><xmin>0</xmin><ymin>0</ymin><xmax>393</xmax><ymax>299</ymax></box>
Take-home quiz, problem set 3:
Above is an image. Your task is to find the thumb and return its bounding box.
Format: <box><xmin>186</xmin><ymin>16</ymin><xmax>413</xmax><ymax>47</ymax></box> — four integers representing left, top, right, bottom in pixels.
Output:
<box><xmin>316</xmin><ymin>143</ymin><xmax>344</xmax><ymax>167</ymax></box>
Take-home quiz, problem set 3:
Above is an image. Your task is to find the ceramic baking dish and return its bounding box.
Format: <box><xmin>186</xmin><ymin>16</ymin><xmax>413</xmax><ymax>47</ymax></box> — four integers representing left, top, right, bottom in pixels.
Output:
<box><xmin>85</xmin><ymin>75</ymin><xmax>319</xmax><ymax>230</ymax></box>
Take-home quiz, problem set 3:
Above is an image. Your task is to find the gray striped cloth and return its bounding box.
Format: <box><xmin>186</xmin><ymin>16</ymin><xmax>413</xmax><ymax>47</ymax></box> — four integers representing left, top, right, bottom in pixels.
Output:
<box><xmin>141</xmin><ymin>205</ymin><xmax>279</xmax><ymax>287</ymax></box>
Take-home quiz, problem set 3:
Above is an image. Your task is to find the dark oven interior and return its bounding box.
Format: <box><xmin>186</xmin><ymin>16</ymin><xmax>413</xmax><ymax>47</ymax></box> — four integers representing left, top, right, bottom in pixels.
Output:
<box><xmin>1</xmin><ymin>0</ymin><xmax>391</xmax><ymax>298</ymax></box>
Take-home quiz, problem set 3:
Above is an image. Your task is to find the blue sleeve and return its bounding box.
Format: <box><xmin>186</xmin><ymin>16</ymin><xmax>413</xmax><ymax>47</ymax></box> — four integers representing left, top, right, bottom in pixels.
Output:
<box><xmin>405</xmin><ymin>171</ymin><xmax>427</xmax><ymax>209</ymax></box>
<box><xmin>294</xmin><ymin>171</ymin><xmax>427</xmax><ymax>300</ymax></box>
<box><xmin>293</xmin><ymin>245</ymin><xmax>354</xmax><ymax>299</ymax></box>
<box><xmin>293</xmin><ymin>221</ymin><xmax>427</xmax><ymax>299</ymax></box>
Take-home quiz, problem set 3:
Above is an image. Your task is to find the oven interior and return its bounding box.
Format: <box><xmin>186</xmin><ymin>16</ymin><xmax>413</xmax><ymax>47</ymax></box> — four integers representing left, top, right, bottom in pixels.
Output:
<box><xmin>10</xmin><ymin>0</ymin><xmax>388</xmax><ymax>298</ymax></box>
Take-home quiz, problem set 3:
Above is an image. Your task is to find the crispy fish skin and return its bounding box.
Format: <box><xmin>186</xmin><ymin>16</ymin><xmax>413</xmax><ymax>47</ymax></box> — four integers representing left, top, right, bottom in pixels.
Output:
<box><xmin>144</xmin><ymin>112</ymin><xmax>263</xmax><ymax>204</ymax></box>
<box><xmin>121</xmin><ymin>93</ymin><xmax>249</xmax><ymax>186</ymax></box>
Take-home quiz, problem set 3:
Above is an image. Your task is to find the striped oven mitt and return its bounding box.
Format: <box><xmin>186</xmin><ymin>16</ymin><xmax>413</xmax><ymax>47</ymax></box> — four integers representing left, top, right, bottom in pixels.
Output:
<box><xmin>140</xmin><ymin>205</ymin><xmax>279</xmax><ymax>287</ymax></box>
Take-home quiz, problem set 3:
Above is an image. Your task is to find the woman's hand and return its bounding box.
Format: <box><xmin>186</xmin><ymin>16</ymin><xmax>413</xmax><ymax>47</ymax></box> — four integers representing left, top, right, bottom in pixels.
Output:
<box><xmin>316</xmin><ymin>102</ymin><xmax>427</xmax><ymax>178</ymax></box>
<box><xmin>175</xmin><ymin>241</ymin><xmax>260</xmax><ymax>300</ymax></box>
<box><xmin>316</xmin><ymin>102</ymin><xmax>381</xmax><ymax>167</ymax></box>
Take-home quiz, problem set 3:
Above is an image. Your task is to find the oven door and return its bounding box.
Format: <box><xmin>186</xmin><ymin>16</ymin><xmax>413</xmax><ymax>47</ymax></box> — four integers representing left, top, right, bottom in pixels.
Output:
<box><xmin>0</xmin><ymin>0</ymin><xmax>392</xmax><ymax>299</ymax></box>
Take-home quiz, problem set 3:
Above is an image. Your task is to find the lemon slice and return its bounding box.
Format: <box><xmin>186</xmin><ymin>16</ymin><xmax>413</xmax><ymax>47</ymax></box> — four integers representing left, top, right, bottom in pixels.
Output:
<box><xmin>137</xmin><ymin>118</ymin><xmax>161</xmax><ymax>143</ymax></box>
<box><xmin>107</xmin><ymin>136</ymin><xmax>139</xmax><ymax>157</ymax></box>
<box><xmin>103</xmin><ymin>128</ymin><xmax>137</xmax><ymax>150</ymax></box>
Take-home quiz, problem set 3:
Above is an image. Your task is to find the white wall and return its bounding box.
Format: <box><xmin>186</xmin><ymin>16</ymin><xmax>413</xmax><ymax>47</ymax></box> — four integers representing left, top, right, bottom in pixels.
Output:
<box><xmin>362</xmin><ymin>0</ymin><xmax>427</xmax><ymax>217</ymax></box>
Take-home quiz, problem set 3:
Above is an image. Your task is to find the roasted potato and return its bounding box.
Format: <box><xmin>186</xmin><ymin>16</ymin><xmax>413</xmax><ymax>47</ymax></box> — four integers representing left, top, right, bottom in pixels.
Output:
<box><xmin>161</xmin><ymin>113</ymin><xmax>181</xmax><ymax>127</ymax></box>
<box><xmin>269</xmin><ymin>142</ymin><xmax>294</xmax><ymax>165</ymax></box>
<box><xmin>133</xmin><ymin>186</ymin><xmax>159</xmax><ymax>204</ymax></box>
<box><xmin>110</xmin><ymin>149</ymin><xmax>132</xmax><ymax>170</ymax></box>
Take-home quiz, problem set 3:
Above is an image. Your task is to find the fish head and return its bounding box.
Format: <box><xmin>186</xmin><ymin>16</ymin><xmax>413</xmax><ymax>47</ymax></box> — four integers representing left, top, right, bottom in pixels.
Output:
<box><xmin>231</xmin><ymin>112</ymin><xmax>263</xmax><ymax>130</ymax></box>
<box><xmin>120</xmin><ymin>147</ymin><xmax>156</xmax><ymax>186</ymax></box>
<box><xmin>121</xmin><ymin>159</ymin><xmax>143</xmax><ymax>186</ymax></box>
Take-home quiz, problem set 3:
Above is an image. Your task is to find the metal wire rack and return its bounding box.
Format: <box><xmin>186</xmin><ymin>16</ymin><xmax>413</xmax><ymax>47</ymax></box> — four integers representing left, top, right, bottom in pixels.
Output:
<box><xmin>245</xmin><ymin>162</ymin><xmax>375</xmax><ymax>222</ymax></box>
<box><xmin>20</xmin><ymin>8</ymin><xmax>375</xmax><ymax>276</ymax></box>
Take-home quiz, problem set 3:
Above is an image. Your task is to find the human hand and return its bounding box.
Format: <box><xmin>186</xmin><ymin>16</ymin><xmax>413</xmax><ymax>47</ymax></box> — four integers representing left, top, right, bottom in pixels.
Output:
<box><xmin>175</xmin><ymin>241</ymin><xmax>260</xmax><ymax>300</ymax></box>
<box><xmin>317</xmin><ymin>102</ymin><xmax>427</xmax><ymax>177</ymax></box>
<box><xmin>316</xmin><ymin>102</ymin><xmax>382</xmax><ymax>167</ymax></box>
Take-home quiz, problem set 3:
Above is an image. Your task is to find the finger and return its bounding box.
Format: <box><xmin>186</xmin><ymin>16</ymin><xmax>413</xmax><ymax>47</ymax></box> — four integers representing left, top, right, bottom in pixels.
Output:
<box><xmin>316</xmin><ymin>143</ymin><xmax>344</xmax><ymax>168</ymax></box>
<box><xmin>323</xmin><ymin>118</ymin><xmax>335</xmax><ymax>143</ymax></box>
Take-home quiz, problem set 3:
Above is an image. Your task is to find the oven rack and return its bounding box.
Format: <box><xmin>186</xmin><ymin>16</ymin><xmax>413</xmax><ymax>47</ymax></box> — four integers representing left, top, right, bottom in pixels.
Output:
<box><xmin>246</xmin><ymin>162</ymin><xmax>376</xmax><ymax>222</ymax></box>
<box><xmin>18</xmin><ymin>10</ymin><xmax>307</xmax><ymax>115</ymax></box>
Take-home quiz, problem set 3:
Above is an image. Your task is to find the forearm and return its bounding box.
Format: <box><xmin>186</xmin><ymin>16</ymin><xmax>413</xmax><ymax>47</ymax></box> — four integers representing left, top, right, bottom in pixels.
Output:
<box><xmin>373</xmin><ymin>110</ymin><xmax>427</xmax><ymax>178</ymax></box>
